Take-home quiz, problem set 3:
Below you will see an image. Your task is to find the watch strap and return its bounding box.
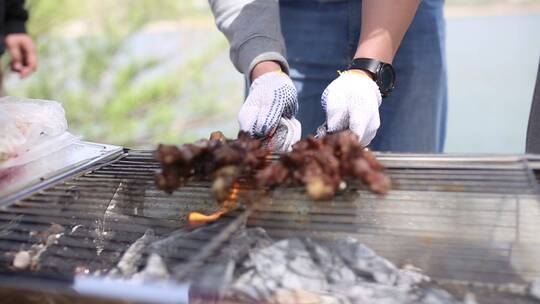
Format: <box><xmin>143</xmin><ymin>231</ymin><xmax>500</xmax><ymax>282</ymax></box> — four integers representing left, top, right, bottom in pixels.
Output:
<box><xmin>348</xmin><ymin>58</ymin><xmax>381</xmax><ymax>76</ymax></box>
<box><xmin>347</xmin><ymin>58</ymin><xmax>395</xmax><ymax>98</ymax></box>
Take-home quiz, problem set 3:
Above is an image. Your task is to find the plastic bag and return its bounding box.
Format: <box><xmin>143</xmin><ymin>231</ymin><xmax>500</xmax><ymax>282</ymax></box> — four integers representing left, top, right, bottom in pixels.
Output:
<box><xmin>0</xmin><ymin>96</ymin><xmax>79</xmax><ymax>169</ymax></box>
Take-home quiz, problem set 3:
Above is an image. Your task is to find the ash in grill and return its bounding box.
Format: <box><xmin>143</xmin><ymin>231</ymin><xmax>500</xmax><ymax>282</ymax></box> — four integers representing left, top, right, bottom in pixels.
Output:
<box><xmin>139</xmin><ymin>224</ymin><xmax>462</xmax><ymax>304</ymax></box>
<box><xmin>0</xmin><ymin>150</ymin><xmax>539</xmax><ymax>304</ymax></box>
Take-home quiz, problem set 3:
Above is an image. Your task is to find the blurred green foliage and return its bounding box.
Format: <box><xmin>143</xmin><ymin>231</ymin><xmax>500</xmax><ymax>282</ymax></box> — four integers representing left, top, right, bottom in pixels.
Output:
<box><xmin>6</xmin><ymin>0</ymin><xmax>242</xmax><ymax>148</ymax></box>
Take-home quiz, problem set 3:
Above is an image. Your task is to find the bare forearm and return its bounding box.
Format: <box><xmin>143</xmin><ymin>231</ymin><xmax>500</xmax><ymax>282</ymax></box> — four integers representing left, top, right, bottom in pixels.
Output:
<box><xmin>355</xmin><ymin>0</ymin><xmax>420</xmax><ymax>63</ymax></box>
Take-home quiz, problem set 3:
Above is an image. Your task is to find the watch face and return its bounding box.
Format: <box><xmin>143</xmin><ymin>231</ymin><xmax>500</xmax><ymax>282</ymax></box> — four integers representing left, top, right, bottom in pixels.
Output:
<box><xmin>378</xmin><ymin>63</ymin><xmax>395</xmax><ymax>93</ymax></box>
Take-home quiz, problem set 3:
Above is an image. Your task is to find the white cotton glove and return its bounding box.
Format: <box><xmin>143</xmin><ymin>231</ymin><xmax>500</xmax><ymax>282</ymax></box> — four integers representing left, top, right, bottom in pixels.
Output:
<box><xmin>238</xmin><ymin>71</ymin><xmax>301</xmax><ymax>151</ymax></box>
<box><xmin>320</xmin><ymin>71</ymin><xmax>382</xmax><ymax>147</ymax></box>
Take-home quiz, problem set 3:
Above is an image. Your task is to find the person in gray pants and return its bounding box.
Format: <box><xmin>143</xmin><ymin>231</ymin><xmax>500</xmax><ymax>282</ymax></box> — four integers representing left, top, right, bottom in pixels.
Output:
<box><xmin>209</xmin><ymin>0</ymin><xmax>446</xmax><ymax>153</ymax></box>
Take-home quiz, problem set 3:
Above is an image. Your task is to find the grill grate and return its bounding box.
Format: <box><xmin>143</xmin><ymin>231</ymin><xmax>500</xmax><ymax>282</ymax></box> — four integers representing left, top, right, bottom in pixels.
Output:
<box><xmin>0</xmin><ymin>150</ymin><xmax>221</xmax><ymax>277</ymax></box>
<box><xmin>244</xmin><ymin>155</ymin><xmax>540</xmax><ymax>284</ymax></box>
<box><xmin>0</xmin><ymin>150</ymin><xmax>539</xmax><ymax>300</ymax></box>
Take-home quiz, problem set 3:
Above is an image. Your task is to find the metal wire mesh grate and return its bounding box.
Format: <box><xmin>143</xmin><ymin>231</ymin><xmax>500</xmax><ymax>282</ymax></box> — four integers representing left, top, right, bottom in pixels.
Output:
<box><xmin>0</xmin><ymin>150</ymin><xmax>221</xmax><ymax>277</ymax></box>
<box><xmin>0</xmin><ymin>150</ymin><xmax>538</xmax><ymax>294</ymax></box>
<box><xmin>244</xmin><ymin>155</ymin><xmax>540</xmax><ymax>285</ymax></box>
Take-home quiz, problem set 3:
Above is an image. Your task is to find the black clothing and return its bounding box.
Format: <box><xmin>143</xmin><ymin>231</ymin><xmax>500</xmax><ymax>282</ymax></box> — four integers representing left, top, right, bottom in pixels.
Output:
<box><xmin>526</xmin><ymin>59</ymin><xmax>540</xmax><ymax>154</ymax></box>
<box><xmin>0</xmin><ymin>0</ymin><xmax>28</xmax><ymax>54</ymax></box>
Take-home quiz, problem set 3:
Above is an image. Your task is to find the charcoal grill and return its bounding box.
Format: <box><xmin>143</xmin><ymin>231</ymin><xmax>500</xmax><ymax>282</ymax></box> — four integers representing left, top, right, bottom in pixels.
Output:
<box><xmin>0</xmin><ymin>147</ymin><xmax>539</xmax><ymax>303</ymax></box>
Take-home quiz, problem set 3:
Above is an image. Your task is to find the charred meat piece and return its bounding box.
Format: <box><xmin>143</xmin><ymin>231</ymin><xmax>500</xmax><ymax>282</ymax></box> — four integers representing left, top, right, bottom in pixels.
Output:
<box><xmin>155</xmin><ymin>131</ymin><xmax>269</xmax><ymax>201</ymax></box>
<box><xmin>256</xmin><ymin>130</ymin><xmax>391</xmax><ymax>200</ymax></box>
<box><xmin>156</xmin><ymin>130</ymin><xmax>389</xmax><ymax>202</ymax></box>
<box><xmin>209</xmin><ymin>131</ymin><xmax>226</xmax><ymax>142</ymax></box>
<box><xmin>255</xmin><ymin>163</ymin><xmax>289</xmax><ymax>188</ymax></box>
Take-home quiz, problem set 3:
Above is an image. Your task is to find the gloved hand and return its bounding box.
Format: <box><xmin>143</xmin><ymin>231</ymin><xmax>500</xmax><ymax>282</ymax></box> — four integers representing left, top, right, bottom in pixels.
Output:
<box><xmin>320</xmin><ymin>70</ymin><xmax>382</xmax><ymax>147</ymax></box>
<box><xmin>238</xmin><ymin>71</ymin><xmax>301</xmax><ymax>151</ymax></box>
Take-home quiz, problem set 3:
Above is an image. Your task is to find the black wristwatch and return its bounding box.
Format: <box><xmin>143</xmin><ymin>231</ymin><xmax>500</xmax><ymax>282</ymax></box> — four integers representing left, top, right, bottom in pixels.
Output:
<box><xmin>348</xmin><ymin>58</ymin><xmax>395</xmax><ymax>98</ymax></box>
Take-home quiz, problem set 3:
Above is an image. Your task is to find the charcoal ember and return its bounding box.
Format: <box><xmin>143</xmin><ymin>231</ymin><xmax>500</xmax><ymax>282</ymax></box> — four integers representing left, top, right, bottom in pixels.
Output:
<box><xmin>224</xmin><ymin>233</ymin><xmax>459</xmax><ymax>304</ymax></box>
<box><xmin>155</xmin><ymin>131</ymin><xmax>269</xmax><ymax>200</ymax></box>
<box><xmin>108</xmin><ymin>229</ymin><xmax>156</xmax><ymax>278</ymax></box>
<box><xmin>190</xmin><ymin>260</ymin><xmax>236</xmax><ymax>303</ymax></box>
<box><xmin>302</xmin><ymin>238</ymin><xmax>356</xmax><ymax>285</ymax></box>
<box><xmin>132</xmin><ymin>253</ymin><xmax>170</xmax><ymax>282</ymax></box>
<box><xmin>190</xmin><ymin>229</ymin><xmax>274</xmax><ymax>304</ymax></box>
<box><xmin>257</xmin><ymin>130</ymin><xmax>390</xmax><ymax>200</ymax></box>
<box><xmin>228</xmin><ymin>238</ymin><xmax>329</xmax><ymax>302</ymax></box>
<box><xmin>332</xmin><ymin>236</ymin><xmax>402</xmax><ymax>285</ymax></box>
<box><xmin>221</xmin><ymin>227</ymin><xmax>273</xmax><ymax>261</ymax></box>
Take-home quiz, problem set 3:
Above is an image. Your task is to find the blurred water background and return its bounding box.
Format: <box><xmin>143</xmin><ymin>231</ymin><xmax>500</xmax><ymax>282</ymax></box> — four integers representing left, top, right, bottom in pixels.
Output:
<box><xmin>445</xmin><ymin>8</ymin><xmax>540</xmax><ymax>153</ymax></box>
<box><xmin>4</xmin><ymin>0</ymin><xmax>540</xmax><ymax>153</ymax></box>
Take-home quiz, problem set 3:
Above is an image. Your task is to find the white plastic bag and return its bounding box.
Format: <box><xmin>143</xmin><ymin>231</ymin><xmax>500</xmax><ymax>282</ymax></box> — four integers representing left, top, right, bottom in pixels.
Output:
<box><xmin>0</xmin><ymin>96</ymin><xmax>79</xmax><ymax>168</ymax></box>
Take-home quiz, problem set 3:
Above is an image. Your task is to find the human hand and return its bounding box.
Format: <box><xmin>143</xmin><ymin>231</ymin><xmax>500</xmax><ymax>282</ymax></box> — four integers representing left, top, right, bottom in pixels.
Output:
<box><xmin>239</xmin><ymin>67</ymin><xmax>301</xmax><ymax>152</ymax></box>
<box><xmin>320</xmin><ymin>70</ymin><xmax>382</xmax><ymax>147</ymax></box>
<box><xmin>4</xmin><ymin>33</ymin><xmax>37</xmax><ymax>78</ymax></box>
